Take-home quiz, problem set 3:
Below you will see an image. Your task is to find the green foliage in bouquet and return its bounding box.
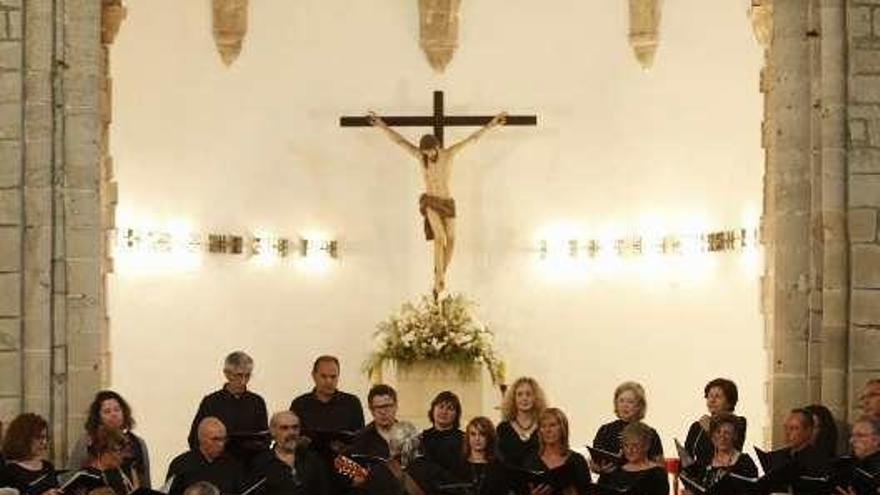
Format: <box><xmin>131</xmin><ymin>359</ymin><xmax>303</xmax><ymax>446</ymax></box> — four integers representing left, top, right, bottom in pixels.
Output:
<box><xmin>364</xmin><ymin>293</ymin><xmax>505</xmax><ymax>385</ymax></box>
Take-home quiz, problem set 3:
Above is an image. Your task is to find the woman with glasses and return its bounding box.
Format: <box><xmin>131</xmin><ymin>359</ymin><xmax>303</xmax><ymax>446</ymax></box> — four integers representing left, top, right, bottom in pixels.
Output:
<box><xmin>0</xmin><ymin>413</ymin><xmax>60</xmax><ymax>495</ymax></box>
<box><xmin>598</xmin><ymin>422</ymin><xmax>668</xmax><ymax>495</ymax></box>
<box><xmin>681</xmin><ymin>413</ymin><xmax>757</xmax><ymax>495</ymax></box>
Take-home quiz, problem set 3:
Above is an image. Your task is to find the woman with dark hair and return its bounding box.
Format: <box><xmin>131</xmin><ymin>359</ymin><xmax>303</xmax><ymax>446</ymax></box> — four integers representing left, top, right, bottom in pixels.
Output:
<box><xmin>681</xmin><ymin>413</ymin><xmax>757</xmax><ymax>495</ymax></box>
<box><xmin>421</xmin><ymin>390</ymin><xmax>465</xmax><ymax>475</ymax></box>
<box><xmin>803</xmin><ymin>404</ymin><xmax>838</xmax><ymax>459</ymax></box>
<box><xmin>455</xmin><ymin>416</ymin><xmax>506</xmax><ymax>495</ymax></box>
<box><xmin>599</xmin><ymin>422</ymin><xmax>667</xmax><ymax>495</ymax></box>
<box><xmin>68</xmin><ymin>390</ymin><xmax>150</xmax><ymax>489</ymax></box>
<box><xmin>522</xmin><ymin>408</ymin><xmax>592</xmax><ymax>495</ymax></box>
<box><xmin>70</xmin><ymin>426</ymin><xmax>134</xmax><ymax>495</ymax></box>
<box><xmin>0</xmin><ymin>413</ymin><xmax>60</xmax><ymax>495</ymax></box>
<box><xmin>684</xmin><ymin>378</ymin><xmax>747</xmax><ymax>465</ymax></box>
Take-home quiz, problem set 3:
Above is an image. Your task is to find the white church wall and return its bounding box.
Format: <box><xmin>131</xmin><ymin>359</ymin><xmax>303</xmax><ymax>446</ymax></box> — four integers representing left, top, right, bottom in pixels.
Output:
<box><xmin>108</xmin><ymin>0</ymin><xmax>765</xmax><ymax>482</ymax></box>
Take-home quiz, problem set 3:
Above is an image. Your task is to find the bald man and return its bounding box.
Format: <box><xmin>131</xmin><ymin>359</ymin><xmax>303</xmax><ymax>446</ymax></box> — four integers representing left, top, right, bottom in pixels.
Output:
<box><xmin>252</xmin><ymin>411</ymin><xmax>330</xmax><ymax>495</ymax></box>
<box><xmin>167</xmin><ymin>417</ymin><xmax>244</xmax><ymax>495</ymax></box>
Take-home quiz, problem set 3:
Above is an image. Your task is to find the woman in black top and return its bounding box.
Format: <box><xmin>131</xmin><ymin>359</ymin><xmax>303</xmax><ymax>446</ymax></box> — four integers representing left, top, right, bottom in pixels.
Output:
<box><xmin>599</xmin><ymin>422</ymin><xmax>668</xmax><ymax>495</ymax></box>
<box><xmin>455</xmin><ymin>416</ymin><xmax>507</xmax><ymax>495</ymax></box>
<box><xmin>682</xmin><ymin>413</ymin><xmax>757</xmax><ymax>495</ymax></box>
<box><xmin>591</xmin><ymin>381</ymin><xmax>664</xmax><ymax>480</ymax></box>
<box><xmin>0</xmin><ymin>413</ymin><xmax>59</xmax><ymax>495</ymax></box>
<box><xmin>522</xmin><ymin>408</ymin><xmax>592</xmax><ymax>495</ymax></box>
<box><xmin>421</xmin><ymin>391</ymin><xmax>465</xmax><ymax>475</ymax></box>
<box><xmin>684</xmin><ymin>378</ymin><xmax>747</xmax><ymax>465</ymax></box>
<box><xmin>496</xmin><ymin>377</ymin><xmax>547</xmax><ymax>467</ymax></box>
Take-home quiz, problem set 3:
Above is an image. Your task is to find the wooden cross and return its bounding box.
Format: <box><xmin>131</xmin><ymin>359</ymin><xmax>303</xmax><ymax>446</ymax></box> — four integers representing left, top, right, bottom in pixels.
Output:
<box><xmin>339</xmin><ymin>90</ymin><xmax>537</xmax><ymax>146</ymax></box>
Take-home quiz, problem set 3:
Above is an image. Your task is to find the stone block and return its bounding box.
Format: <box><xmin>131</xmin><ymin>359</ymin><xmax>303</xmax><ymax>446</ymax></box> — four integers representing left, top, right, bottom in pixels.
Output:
<box><xmin>850</xmin><ymin>119</ymin><xmax>869</xmax><ymax>144</ymax></box>
<box><xmin>0</xmin><ymin>71</ymin><xmax>20</xmax><ymax>104</ymax></box>
<box><xmin>0</xmin><ymin>226</ymin><xmax>19</xmax><ymax>271</ymax></box>
<box><xmin>7</xmin><ymin>10</ymin><xmax>21</xmax><ymax>40</ymax></box>
<box><xmin>850</xmin><ymin>175</ymin><xmax>880</xmax><ymax>208</ymax></box>
<box><xmin>876</xmin><ymin>7</ymin><xmax>880</xmax><ymax>37</ymax></box>
<box><xmin>65</xmin><ymin>190</ymin><xmax>98</xmax><ymax>228</ymax></box>
<box><xmin>852</xmin><ymin>75</ymin><xmax>880</xmax><ymax>103</ymax></box>
<box><xmin>851</xmin><ymin>6</ymin><xmax>872</xmax><ymax>38</ymax></box>
<box><xmin>66</xmin><ymin>228</ymin><xmax>99</xmax><ymax>259</ymax></box>
<box><xmin>854</xmin><ymin>48</ymin><xmax>880</xmax><ymax>74</ymax></box>
<box><xmin>849</xmin><ymin>208</ymin><xmax>878</xmax><ymax>242</ymax></box>
<box><xmin>851</xmin><ymin>148</ymin><xmax>880</xmax><ymax>174</ymax></box>
<box><xmin>853</xmin><ymin>244</ymin><xmax>880</xmax><ymax>288</ymax></box>
<box><xmin>0</xmin><ymin>272</ymin><xmax>19</xmax><ymax>316</ymax></box>
<box><xmin>852</xmin><ymin>289</ymin><xmax>880</xmax><ymax>325</ymax></box>
<box><xmin>0</xmin><ymin>101</ymin><xmax>21</xmax><ymax>140</ymax></box>
<box><xmin>0</xmin><ymin>350</ymin><xmax>20</xmax><ymax>396</ymax></box>
<box><xmin>24</xmin><ymin>101</ymin><xmax>50</xmax><ymax>137</ymax></box>
<box><xmin>0</xmin><ymin>139</ymin><xmax>20</xmax><ymax>187</ymax></box>
<box><xmin>66</xmin><ymin>259</ymin><xmax>98</xmax><ymax>299</ymax></box>
<box><xmin>23</xmin><ymin>188</ymin><xmax>49</xmax><ymax>226</ymax></box>
<box><xmin>0</xmin><ymin>188</ymin><xmax>20</xmax><ymax>225</ymax></box>
<box><xmin>852</xmin><ymin>326</ymin><xmax>880</xmax><ymax>369</ymax></box>
<box><xmin>23</xmin><ymin>225</ymin><xmax>50</xmax><ymax>270</ymax></box>
<box><xmin>24</xmin><ymin>138</ymin><xmax>51</xmax><ymax>187</ymax></box>
<box><xmin>0</xmin><ymin>40</ymin><xmax>20</xmax><ymax>70</ymax></box>
<box><xmin>0</xmin><ymin>318</ymin><xmax>18</xmax><ymax>350</ymax></box>
<box><xmin>821</xmin><ymin>324</ymin><xmax>848</xmax><ymax>368</ymax></box>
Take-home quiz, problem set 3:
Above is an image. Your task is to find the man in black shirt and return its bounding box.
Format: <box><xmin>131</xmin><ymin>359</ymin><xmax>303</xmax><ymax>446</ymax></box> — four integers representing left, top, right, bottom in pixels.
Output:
<box><xmin>188</xmin><ymin>351</ymin><xmax>269</xmax><ymax>470</ymax></box>
<box><xmin>252</xmin><ymin>411</ymin><xmax>329</xmax><ymax>495</ymax></box>
<box><xmin>167</xmin><ymin>417</ymin><xmax>243</xmax><ymax>495</ymax></box>
<box><xmin>766</xmin><ymin>409</ymin><xmax>831</xmax><ymax>495</ymax></box>
<box><xmin>290</xmin><ymin>355</ymin><xmax>365</xmax><ymax>442</ymax></box>
<box><xmin>348</xmin><ymin>384</ymin><xmax>398</xmax><ymax>460</ymax></box>
<box><xmin>421</xmin><ymin>390</ymin><xmax>464</xmax><ymax>475</ymax></box>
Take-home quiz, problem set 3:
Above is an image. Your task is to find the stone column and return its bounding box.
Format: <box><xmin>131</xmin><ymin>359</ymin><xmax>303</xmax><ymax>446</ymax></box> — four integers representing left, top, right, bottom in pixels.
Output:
<box><xmin>848</xmin><ymin>0</ymin><xmax>880</xmax><ymax>419</ymax></box>
<box><xmin>0</xmin><ymin>0</ymin><xmax>25</xmax><ymax>422</ymax></box>
<box><xmin>764</xmin><ymin>0</ymin><xmax>815</xmax><ymax>443</ymax></box>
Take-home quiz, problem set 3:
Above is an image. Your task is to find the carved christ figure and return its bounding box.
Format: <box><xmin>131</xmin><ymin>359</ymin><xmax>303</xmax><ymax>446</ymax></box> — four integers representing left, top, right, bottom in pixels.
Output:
<box><xmin>367</xmin><ymin>110</ymin><xmax>507</xmax><ymax>296</ymax></box>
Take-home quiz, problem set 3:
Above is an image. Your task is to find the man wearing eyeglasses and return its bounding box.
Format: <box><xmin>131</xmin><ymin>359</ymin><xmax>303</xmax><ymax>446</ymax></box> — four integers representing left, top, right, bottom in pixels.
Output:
<box><xmin>347</xmin><ymin>384</ymin><xmax>399</xmax><ymax>460</ymax></box>
<box><xmin>187</xmin><ymin>351</ymin><xmax>269</xmax><ymax>470</ymax></box>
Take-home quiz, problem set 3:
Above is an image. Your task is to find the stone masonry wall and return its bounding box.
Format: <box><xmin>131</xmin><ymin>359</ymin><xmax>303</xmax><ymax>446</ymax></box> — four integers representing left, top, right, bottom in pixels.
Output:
<box><xmin>849</xmin><ymin>0</ymin><xmax>880</xmax><ymax>416</ymax></box>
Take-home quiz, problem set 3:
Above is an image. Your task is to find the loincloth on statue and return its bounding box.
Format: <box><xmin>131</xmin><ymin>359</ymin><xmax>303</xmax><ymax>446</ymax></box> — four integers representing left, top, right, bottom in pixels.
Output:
<box><xmin>418</xmin><ymin>194</ymin><xmax>456</xmax><ymax>241</ymax></box>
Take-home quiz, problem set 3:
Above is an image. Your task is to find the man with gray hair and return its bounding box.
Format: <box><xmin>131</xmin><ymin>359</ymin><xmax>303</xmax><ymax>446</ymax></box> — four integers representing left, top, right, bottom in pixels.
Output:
<box><xmin>187</xmin><ymin>351</ymin><xmax>269</xmax><ymax>469</ymax></box>
<box><xmin>253</xmin><ymin>411</ymin><xmax>329</xmax><ymax>495</ymax></box>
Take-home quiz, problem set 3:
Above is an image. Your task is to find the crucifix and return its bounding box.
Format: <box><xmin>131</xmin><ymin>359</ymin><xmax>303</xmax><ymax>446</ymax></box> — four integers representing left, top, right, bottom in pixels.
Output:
<box><xmin>340</xmin><ymin>90</ymin><xmax>538</xmax><ymax>298</ymax></box>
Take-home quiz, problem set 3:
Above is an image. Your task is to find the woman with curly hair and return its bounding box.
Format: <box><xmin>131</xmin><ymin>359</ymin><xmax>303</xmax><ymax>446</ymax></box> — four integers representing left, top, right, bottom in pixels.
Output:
<box><xmin>68</xmin><ymin>391</ymin><xmax>150</xmax><ymax>489</ymax></box>
<box><xmin>496</xmin><ymin>377</ymin><xmax>548</xmax><ymax>467</ymax></box>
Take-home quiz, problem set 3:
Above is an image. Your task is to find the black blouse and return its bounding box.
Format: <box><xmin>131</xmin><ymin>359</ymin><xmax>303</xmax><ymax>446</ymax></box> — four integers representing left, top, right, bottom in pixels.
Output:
<box><xmin>496</xmin><ymin>421</ymin><xmax>538</xmax><ymax>467</ymax></box>
<box><xmin>599</xmin><ymin>465</ymin><xmax>668</xmax><ymax>495</ymax></box>
<box><xmin>521</xmin><ymin>451</ymin><xmax>593</xmax><ymax>495</ymax></box>
<box><xmin>684</xmin><ymin>415</ymin><xmax>747</xmax><ymax>465</ymax></box>
<box><xmin>0</xmin><ymin>460</ymin><xmax>59</xmax><ymax>495</ymax></box>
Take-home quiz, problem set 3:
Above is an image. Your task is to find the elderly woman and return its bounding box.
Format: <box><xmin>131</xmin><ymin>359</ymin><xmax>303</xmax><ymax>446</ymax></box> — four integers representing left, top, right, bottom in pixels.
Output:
<box><xmin>684</xmin><ymin>378</ymin><xmax>747</xmax><ymax>465</ymax></box>
<box><xmin>0</xmin><ymin>413</ymin><xmax>60</xmax><ymax>495</ymax></box>
<box><xmin>522</xmin><ymin>408</ymin><xmax>592</xmax><ymax>495</ymax></box>
<box><xmin>682</xmin><ymin>413</ymin><xmax>757</xmax><ymax>495</ymax></box>
<box><xmin>362</xmin><ymin>421</ymin><xmax>456</xmax><ymax>495</ymax></box>
<box><xmin>455</xmin><ymin>416</ymin><xmax>507</xmax><ymax>495</ymax></box>
<box><xmin>68</xmin><ymin>391</ymin><xmax>150</xmax><ymax>489</ymax></box>
<box><xmin>497</xmin><ymin>377</ymin><xmax>548</xmax><ymax>467</ymax></box>
<box><xmin>421</xmin><ymin>391</ymin><xmax>465</xmax><ymax>475</ymax></box>
<box><xmin>591</xmin><ymin>381</ymin><xmax>663</xmax><ymax>476</ymax></box>
<box><xmin>599</xmin><ymin>422</ymin><xmax>668</xmax><ymax>495</ymax></box>
<box><xmin>834</xmin><ymin>416</ymin><xmax>880</xmax><ymax>495</ymax></box>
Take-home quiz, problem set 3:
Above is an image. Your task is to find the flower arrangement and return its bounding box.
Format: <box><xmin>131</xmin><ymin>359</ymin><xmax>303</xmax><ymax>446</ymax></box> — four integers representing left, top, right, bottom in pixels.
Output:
<box><xmin>363</xmin><ymin>293</ymin><xmax>505</xmax><ymax>385</ymax></box>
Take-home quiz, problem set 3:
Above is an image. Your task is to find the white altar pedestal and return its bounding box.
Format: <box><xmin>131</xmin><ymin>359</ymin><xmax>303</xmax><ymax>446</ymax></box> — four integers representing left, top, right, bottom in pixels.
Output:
<box><xmin>373</xmin><ymin>360</ymin><xmax>499</xmax><ymax>429</ymax></box>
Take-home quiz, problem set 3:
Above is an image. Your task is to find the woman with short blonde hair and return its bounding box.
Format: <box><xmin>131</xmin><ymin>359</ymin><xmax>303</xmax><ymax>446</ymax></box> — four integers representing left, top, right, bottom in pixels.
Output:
<box><xmin>591</xmin><ymin>381</ymin><xmax>664</xmax><ymax>479</ymax></box>
<box><xmin>496</xmin><ymin>377</ymin><xmax>548</xmax><ymax>467</ymax></box>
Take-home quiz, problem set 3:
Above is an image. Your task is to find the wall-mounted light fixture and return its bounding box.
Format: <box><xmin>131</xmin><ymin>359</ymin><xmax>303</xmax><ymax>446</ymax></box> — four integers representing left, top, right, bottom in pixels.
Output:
<box><xmin>300</xmin><ymin>238</ymin><xmax>338</xmax><ymax>259</ymax></box>
<box><xmin>541</xmin><ymin>228</ymin><xmax>759</xmax><ymax>260</ymax></box>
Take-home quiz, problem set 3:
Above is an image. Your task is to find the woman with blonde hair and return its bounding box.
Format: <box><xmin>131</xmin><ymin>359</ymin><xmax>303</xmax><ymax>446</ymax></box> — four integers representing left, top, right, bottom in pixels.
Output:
<box><xmin>591</xmin><ymin>381</ymin><xmax>663</xmax><ymax>477</ymax></box>
<box><xmin>496</xmin><ymin>377</ymin><xmax>548</xmax><ymax>467</ymax></box>
<box><xmin>522</xmin><ymin>408</ymin><xmax>592</xmax><ymax>495</ymax></box>
<box><xmin>599</xmin><ymin>422</ymin><xmax>668</xmax><ymax>495</ymax></box>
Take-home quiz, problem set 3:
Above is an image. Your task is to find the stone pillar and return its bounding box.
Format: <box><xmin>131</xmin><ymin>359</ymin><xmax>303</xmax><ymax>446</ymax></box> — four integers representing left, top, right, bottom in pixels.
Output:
<box><xmin>764</xmin><ymin>0</ymin><xmax>815</xmax><ymax>444</ymax></box>
<box><xmin>0</xmin><ymin>0</ymin><xmax>113</xmax><ymax>462</ymax></box>
<box><xmin>0</xmin><ymin>0</ymin><xmax>25</xmax><ymax>422</ymax></box>
<box><xmin>848</xmin><ymin>0</ymin><xmax>880</xmax><ymax>419</ymax></box>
